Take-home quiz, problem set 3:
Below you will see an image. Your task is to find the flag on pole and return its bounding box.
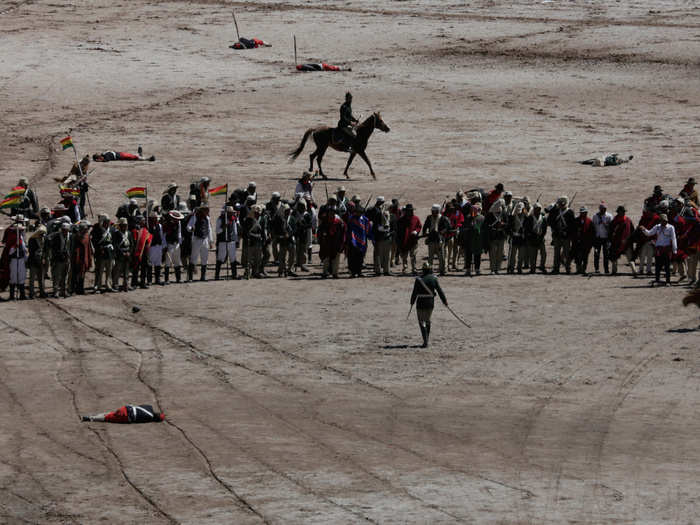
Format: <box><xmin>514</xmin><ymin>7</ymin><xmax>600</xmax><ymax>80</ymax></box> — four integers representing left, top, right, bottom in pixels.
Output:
<box><xmin>5</xmin><ymin>186</ymin><xmax>26</xmax><ymax>198</ymax></box>
<box><xmin>209</xmin><ymin>184</ymin><xmax>227</xmax><ymax>196</ymax></box>
<box><xmin>126</xmin><ymin>186</ymin><xmax>147</xmax><ymax>199</ymax></box>
<box><xmin>60</xmin><ymin>136</ymin><xmax>74</xmax><ymax>151</ymax></box>
<box><xmin>59</xmin><ymin>186</ymin><xmax>80</xmax><ymax>197</ymax></box>
<box><xmin>0</xmin><ymin>196</ymin><xmax>22</xmax><ymax>209</ymax></box>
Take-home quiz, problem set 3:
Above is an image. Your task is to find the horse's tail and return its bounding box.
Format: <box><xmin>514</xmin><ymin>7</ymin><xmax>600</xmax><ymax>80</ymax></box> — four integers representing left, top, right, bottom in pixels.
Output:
<box><xmin>289</xmin><ymin>128</ymin><xmax>314</xmax><ymax>160</ymax></box>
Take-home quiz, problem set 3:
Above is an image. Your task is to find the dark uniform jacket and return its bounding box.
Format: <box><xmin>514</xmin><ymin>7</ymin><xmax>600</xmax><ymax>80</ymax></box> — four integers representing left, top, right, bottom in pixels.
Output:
<box><xmin>410</xmin><ymin>273</ymin><xmax>447</xmax><ymax>310</ymax></box>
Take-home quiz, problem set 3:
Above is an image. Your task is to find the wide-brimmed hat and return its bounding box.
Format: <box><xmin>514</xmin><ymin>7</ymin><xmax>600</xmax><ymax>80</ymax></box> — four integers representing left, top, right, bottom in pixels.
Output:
<box><xmin>13</xmin><ymin>214</ymin><xmax>28</xmax><ymax>223</ymax></box>
<box><xmin>337</xmin><ymin>186</ymin><xmax>346</xmax><ymax>192</ymax></box>
<box><xmin>18</xmin><ymin>177</ymin><xmax>29</xmax><ymax>186</ymax></box>
<box><xmin>404</xmin><ymin>203</ymin><xmax>414</xmax><ymax>211</ymax></box>
<box><xmin>579</xmin><ymin>206</ymin><xmax>588</xmax><ymax>213</ymax></box>
<box><xmin>168</xmin><ymin>210</ymin><xmax>184</xmax><ymax>220</ymax></box>
<box><xmin>117</xmin><ymin>217</ymin><xmax>129</xmax><ymax>225</ymax></box>
<box><xmin>431</xmin><ymin>204</ymin><xmax>440</xmax><ymax>212</ymax></box>
<box><xmin>168</xmin><ymin>182</ymin><xmax>178</xmax><ymax>190</ymax></box>
<box><xmin>688</xmin><ymin>177</ymin><xmax>697</xmax><ymax>185</ymax></box>
<box><xmin>616</xmin><ymin>205</ymin><xmax>626</xmax><ymax>213</ymax></box>
<box><xmin>225</xmin><ymin>205</ymin><xmax>234</xmax><ymax>213</ymax></box>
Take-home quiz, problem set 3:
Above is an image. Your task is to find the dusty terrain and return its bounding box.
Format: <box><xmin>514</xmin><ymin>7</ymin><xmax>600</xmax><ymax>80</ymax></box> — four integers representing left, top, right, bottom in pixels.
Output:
<box><xmin>1</xmin><ymin>0</ymin><xmax>700</xmax><ymax>523</ymax></box>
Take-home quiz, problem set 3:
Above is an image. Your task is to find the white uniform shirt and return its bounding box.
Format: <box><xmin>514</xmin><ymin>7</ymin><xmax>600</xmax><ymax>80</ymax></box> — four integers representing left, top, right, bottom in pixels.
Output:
<box><xmin>642</xmin><ymin>223</ymin><xmax>677</xmax><ymax>252</ymax></box>
<box><xmin>592</xmin><ymin>211</ymin><xmax>612</xmax><ymax>239</ymax></box>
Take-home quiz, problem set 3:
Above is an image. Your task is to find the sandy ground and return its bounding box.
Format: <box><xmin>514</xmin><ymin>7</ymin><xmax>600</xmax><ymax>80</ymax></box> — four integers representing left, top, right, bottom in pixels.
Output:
<box><xmin>2</xmin><ymin>0</ymin><xmax>700</xmax><ymax>523</ymax></box>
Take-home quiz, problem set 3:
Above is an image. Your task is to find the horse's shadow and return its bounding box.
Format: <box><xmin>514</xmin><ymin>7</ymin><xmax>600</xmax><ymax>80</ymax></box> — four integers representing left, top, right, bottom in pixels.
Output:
<box><xmin>667</xmin><ymin>327</ymin><xmax>700</xmax><ymax>333</ymax></box>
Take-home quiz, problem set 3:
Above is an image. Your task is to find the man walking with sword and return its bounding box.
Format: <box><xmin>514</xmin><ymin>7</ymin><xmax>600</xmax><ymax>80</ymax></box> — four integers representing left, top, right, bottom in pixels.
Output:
<box><xmin>409</xmin><ymin>262</ymin><xmax>448</xmax><ymax>348</ymax></box>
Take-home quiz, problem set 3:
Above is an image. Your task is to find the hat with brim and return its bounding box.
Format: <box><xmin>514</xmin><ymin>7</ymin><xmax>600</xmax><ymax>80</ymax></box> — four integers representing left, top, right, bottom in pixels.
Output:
<box><xmin>688</xmin><ymin>177</ymin><xmax>697</xmax><ymax>185</ymax></box>
<box><xmin>659</xmin><ymin>213</ymin><xmax>668</xmax><ymax>221</ymax></box>
<box><xmin>118</xmin><ymin>217</ymin><xmax>129</xmax><ymax>225</ymax></box>
<box><xmin>168</xmin><ymin>210</ymin><xmax>184</xmax><ymax>220</ymax></box>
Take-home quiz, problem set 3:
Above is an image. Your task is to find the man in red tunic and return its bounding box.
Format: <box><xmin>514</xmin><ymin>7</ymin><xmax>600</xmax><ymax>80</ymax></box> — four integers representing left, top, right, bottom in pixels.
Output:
<box><xmin>131</xmin><ymin>216</ymin><xmax>152</xmax><ymax>289</ymax></box>
<box><xmin>610</xmin><ymin>205</ymin><xmax>637</xmax><ymax>276</ymax></box>
<box><xmin>318</xmin><ymin>199</ymin><xmax>346</xmax><ymax>279</ymax></box>
<box><xmin>483</xmin><ymin>183</ymin><xmax>504</xmax><ymax>215</ymax></box>
<box><xmin>574</xmin><ymin>206</ymin><xmax>595</xmax><ymax>274</ymax></box>
<box><xmin>396</xmin><ymin>203</ymin><xmax>422</xmax><ymax>274</ymax></box>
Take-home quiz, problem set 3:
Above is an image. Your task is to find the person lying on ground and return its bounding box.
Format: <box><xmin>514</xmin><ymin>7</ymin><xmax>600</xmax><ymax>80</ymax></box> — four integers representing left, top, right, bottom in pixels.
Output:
<box><xmin>296</xmin><ymin>63</ymin><xmax>351</xmax><ymax>72</ymax></box>
<box><xmin>579</xmin><ymin>154</ymin><xmax>633</xmax><ymax>167</ymax></box>
<box><xmin>93</xmin><ymin>146</ymin><xmax>155</xmax><ymax>162</ymax></box>
<box><xmin>230</xmin><ymin>37</ymin><xmax>271</xmax><ymax>49</ymax></box>
<box><xmin>81</xmin><ymin>404</ymin><xmax>164</xmax><ymax>423</ymax></box>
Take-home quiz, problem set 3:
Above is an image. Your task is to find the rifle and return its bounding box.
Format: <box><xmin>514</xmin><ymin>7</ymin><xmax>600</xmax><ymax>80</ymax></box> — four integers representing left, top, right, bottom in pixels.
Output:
<box><xmin>535</xmin><ymin>192</ymin><xmax>542</xmax><ymax>204</ymax></box>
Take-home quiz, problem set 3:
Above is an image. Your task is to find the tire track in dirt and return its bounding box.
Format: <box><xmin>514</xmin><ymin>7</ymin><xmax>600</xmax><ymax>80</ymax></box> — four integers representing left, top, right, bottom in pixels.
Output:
<box><xmin>133</xmin><ymin>303</ymin><xmax>534</xmax><ymax>501</ymax></box>
<box><xmin>38</xmin><ymin>301</ymin><xmax>179</xmax><ymax>525</ymax></box>
<box><xmin>103</xmin><ymin>302</ymin><xmax>468</xmax><ymax>522</ymax></box>
<box><xmin>47</xmin><ymin>300</ymin><xmax>269</xmax><ymax>524</ymax></box>
<box><xmin>151</xmin><ymin>303</ymin><xmax>402</xmax><ymax>401</ymax></box>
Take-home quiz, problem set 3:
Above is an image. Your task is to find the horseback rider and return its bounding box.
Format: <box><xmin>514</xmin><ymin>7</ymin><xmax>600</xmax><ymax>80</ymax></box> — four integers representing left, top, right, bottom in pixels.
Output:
<box><xmin>337</xmin><ymin>91</ymin><xmax>359</xmax><ymax>150</ymax></box>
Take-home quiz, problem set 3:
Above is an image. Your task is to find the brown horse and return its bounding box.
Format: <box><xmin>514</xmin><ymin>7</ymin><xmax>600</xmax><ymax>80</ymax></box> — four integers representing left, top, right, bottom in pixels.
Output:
<box><xmin>289</xmin><ymin>112</ymin><xmax>390</xmax><ymax>180</ymax></box>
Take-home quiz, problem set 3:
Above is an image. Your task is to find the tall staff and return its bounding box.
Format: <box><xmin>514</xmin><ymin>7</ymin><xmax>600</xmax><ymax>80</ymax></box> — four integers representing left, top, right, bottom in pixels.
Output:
<box><xmin>60</xmin><ymin>135</ymin><xmax>93</xmax><ymax>218</ymax></box>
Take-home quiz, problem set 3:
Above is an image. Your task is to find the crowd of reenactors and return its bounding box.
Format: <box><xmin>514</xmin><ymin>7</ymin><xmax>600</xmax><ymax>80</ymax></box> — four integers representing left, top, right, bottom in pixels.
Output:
<box><xmin>1</xmin><ymin>171</ymin><xmax>698</xmax><ymax>301</ymax></box>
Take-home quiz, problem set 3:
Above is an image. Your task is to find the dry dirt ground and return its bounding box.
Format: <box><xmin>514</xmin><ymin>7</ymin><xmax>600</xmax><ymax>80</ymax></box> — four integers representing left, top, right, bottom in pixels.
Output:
<box><xmin>2</xmin><ymin>0</ymin><xmax>700</xmax><ymax>523</ymax></box>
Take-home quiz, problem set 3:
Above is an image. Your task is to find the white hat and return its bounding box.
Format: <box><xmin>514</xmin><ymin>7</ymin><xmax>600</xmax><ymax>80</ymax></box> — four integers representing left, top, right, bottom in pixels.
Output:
<box><xmin>167</xmin><ymin>182</ymin><xmax>178</xmax><ymax>190</ymax></box>
<box><xmin>129</xmin><ymin>198</ymin><xmax>138</xmax><ymax>205</ymax></box>
<box><xmin>248</xmin><ymin>181</ymin><xmax>256</xmax><ymax>187</ymax></box>
<box><xmin>271</xmin><ymin>191</ymin><xmax>281</xmax><ymax>198</ymax></box>
<box><xmin>376</xmin><ymin>196</ymin><xmax>385</xmax><ymax>202</ymax></box>
<box><xmin>431</xmin><ymin>204</ymin><xmax>440</xmax><ymax>212</ymax></box>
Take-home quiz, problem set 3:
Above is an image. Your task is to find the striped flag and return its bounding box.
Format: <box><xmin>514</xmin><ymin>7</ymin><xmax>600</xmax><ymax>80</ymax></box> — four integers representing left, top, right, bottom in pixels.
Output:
<box><xmin>126</xmin><ymin>186</ymin><xmax>147</xmax><ymax>199</ymax></box>
<box><xmin>209</xmin><ymin>184</ymin><xmax>227</xmax><ymax>197</ymax></box>
<box><xmin>5</xmin><ymin>186</ymin><xmax>26</xmax><ymax>198</ymax></box>
<box><xmin>60</xmin><ymin>136</ymin><xmax>74</xmax><ymax>151</ymax></box>
<box><xmin>0</xmin><ymin>196</ymin><xmax>22</xmax><ymax>209</ymax></box>
<box><xmin>59</xmin><ymin>186</ymin><xmax>80</xmax><ymax>197</ymax></box>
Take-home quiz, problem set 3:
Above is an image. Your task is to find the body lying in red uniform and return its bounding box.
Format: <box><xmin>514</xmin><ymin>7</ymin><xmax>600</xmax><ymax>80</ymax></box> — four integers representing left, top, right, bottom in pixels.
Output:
<box><xmin>81</xmin><ymin>404</ymin><xmax>164</xmax><ymax>423</ymax></box>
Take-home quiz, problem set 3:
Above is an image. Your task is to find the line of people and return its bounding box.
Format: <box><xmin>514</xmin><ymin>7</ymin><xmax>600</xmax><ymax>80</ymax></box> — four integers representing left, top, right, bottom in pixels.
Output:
<box><xmin>1</xmin><ymin>175</ymin><xmax>698</xmax><ymax>300</ymax></box>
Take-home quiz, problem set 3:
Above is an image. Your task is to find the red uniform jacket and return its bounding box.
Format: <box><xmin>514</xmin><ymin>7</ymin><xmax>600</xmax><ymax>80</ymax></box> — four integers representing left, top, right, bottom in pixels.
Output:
<box><xmin>610</xmin><ymin>215</ymin><xmax>633</xmax><ymax>258</ymax></box>
<box><xmin>397</xmin><ymin>214</ymin><xmax>422</xmax><ymax>251</ymax></box>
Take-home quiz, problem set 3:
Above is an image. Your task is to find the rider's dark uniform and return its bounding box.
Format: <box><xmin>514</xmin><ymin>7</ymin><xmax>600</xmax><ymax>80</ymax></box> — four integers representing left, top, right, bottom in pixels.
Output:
<box><xmin>338</xmin><ymin>101</ymin><xmax>357</xmax><ymax>146</ymax></box>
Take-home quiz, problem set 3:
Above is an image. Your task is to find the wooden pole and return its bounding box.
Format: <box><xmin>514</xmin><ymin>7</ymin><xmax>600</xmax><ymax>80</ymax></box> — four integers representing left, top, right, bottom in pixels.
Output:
<box><xmin>293</xmin><ymin>34</ymin><xmax>297</xmax><ymax>66</ymax></box>
<box><xmin>232</xmin><ymin>11</ymin><xmax>241</xmax><ymax>42</ymax></box>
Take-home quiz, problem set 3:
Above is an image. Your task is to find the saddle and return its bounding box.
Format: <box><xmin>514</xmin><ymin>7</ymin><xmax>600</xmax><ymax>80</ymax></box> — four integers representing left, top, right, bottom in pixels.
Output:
<box><xmin>331</xmin><ymin>128</ymin><xmax>352</xmax><ymax>151</ymax></box>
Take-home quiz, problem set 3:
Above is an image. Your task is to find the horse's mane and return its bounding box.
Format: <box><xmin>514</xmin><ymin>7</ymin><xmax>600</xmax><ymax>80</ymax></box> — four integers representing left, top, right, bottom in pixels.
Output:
<box><xmin>357</xmin><ymin>112</ymin><xmax>380</xmax><ymax>130</ymax></box>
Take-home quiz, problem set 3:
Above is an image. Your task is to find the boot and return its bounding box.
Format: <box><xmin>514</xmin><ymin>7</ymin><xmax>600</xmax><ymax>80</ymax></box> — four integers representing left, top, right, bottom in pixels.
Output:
<box><xmin>425</xmin><ymin>321</ymin><xmax>431</xmax><ymax>347</ymax></box>
<box><xmin>19</xmin><ymin>285</ymin><xmax>26</xmax><ymax>300</ymax></box>
<box><xmin>231</xmin><ymin>262</ymin><xmax>237</xmax><ymax>280</ymax></box>
<box><xmin>175</xmin><ymin>266</ymin><xmax>182</xmax><ymax>283</ymax></box>
<box><xmin>147</xmin><ymin>265</ymin><xmax>153</xmax><ymax>285</ymax></box>
<box><xmin>215</xmin><ymin>261</ymin><xmax>222</xmax><ymax>280</ymax></box>
<box><xmin>131</xmin><ymin>272</ymin><xmax>139</xmax><ymax>289</ymax></box>
<box><xmin>9</xmin><ymin>284</ymin><xmax>15</xmax><ymax>300</ymax></box>
<box><xmin>187</xmin><ymin>264</ymin><xmax>194</xmax><ymax>282</ymax></box>
<box><xmin>164</xmin><ymin>266</ymin><xmax>170</xmax><ymax>284</ymax></box>
<box><xmin>307</xmin><ymin>247</ymin><xmax>313</xmax><ymax>264</ymax></box>
<box><xmin>419</xmin><ymin>322</ymin><xmax>427</xmax><ymax>348</ymax></box>
<box><xmin>154</xmin><ymin>266</ymin><xmax>161</xmax><ymax>285</ymax></box>
<box><xmin>200</xmin><ymin>265</ymin><xmax>206</xmax><ymax>281</ymax></box>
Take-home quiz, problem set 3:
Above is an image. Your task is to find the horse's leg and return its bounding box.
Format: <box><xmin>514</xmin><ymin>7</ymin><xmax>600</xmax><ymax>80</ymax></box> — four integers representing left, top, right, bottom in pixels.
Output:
<box><xmin>357</xmin><ymin>150</ymin><xmax>376</xmax><ymax>180</ymax></box>
<box><xmin>316</xmin><ymin>145</ymin><xmax>328</xmax><ymax>179</ymax></box>
<box><xmin>309</xmin><ymin>149</ymin><xmax>317</xmax><ymax>172</ymax></box>
<box><xmin>343</xmin><ymin>152</ymin><xmax>356</xmax><ymax>179</ymax></box>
